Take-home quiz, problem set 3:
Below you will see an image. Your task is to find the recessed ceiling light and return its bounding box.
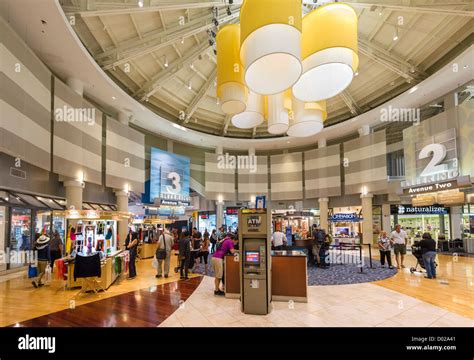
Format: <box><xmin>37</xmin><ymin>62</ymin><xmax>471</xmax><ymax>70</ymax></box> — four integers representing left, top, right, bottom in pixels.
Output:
<box><xmin>408</xmin><ymin>86</ymin><xmax>419</xmax><ymax>94</ymax></box>
<box><xmin>112</xmin><ymin>96</ymin><xmax>116</xmax><ymax>100</ymax></box>
<box><xmin>138</xmin><ymin>1</ymin><xmax>143</xmax><ymax>8</ymax></box>
<box><xmin>354</xmin><ymin>71</ymin><xmax>359</xmax><ymax>76</ymax></box>
<box><xmin>393</xmin><ymin>35</ymin><xmax>399</xmax><ymax>41</ymax></box>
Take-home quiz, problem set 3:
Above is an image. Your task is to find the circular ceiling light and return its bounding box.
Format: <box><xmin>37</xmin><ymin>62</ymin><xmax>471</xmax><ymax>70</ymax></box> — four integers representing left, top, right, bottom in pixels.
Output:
<box><xmin>287</xmin><ymin>97</ymin><xmax>327</xmax><ymax>138</ymax></box>
<box><xmin>231</xmin><ymin>92</ymin><xmax>264</xmax><ymax>129</ymax></box>
<box><xmin>240</xmin><ymin>0</ymin><xmax>302</xmax><ymax>95</ymax></box>
<box><xmin>217</xmin><ymin>24</ymin><xmax>247</xmax><ymax>115</ymax></box>
<box><xmin>292</xmin><ymin>4</ymin><xmax>359</xmax><ymax>102</ymax></box>
<box><xmin>267</xmin><ymin>92</ymin><xmax>289</xmax><ymax>135</ymax></box>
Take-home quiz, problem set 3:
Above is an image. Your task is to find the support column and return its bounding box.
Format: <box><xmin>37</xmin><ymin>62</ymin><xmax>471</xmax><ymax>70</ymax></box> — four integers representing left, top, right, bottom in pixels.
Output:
<box><xmin>318</xmin><ymin>198</ymin><xmax>329</xmax><ymax>232</ymax></box>
<box><xmin>115</xmin><ymin>190</ymin><xmax>129</xmax><ymax>247</ymax></box>
<box><xmin>450</xmin><ymin>206</ymin><xmax>462</xmax><ymax>240</ymax></box>
<box><xmin>216</xmin><ymin>201</ymin><xmax>224</xmax><ymax>230</ymax></box>
<box><xmin>382</xmin><ymin>204</ymin><xmax>392</xmax><ymax>233</ymax></box>
<box><xmin>361</xmin><ymin>194</ymin><xmax>374</xmax><ymax>244</ymax></box>
<box><xmin>64</xmin><ymin>180</ymin><xmax>83</xmax><ymax>210</ymax></box>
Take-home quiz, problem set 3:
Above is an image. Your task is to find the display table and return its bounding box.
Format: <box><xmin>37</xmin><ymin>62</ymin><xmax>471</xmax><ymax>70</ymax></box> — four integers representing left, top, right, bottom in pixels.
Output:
<box><xmin>139</xmin><ymin>242</ymin><xmax>158</xmax><ymax>259</ymax></box>
<box><xmin>223</xmin><ymin>250</ymin><xmax>308</xmax><ymax>302</ymax></box>
<box><xmin>224</xmin><ymin>253</ymin><xmax>240</xmax><ymax>299</ymax></box>
<box><xmin>271</xmin><ymin>250</ymin><xmax>307</xmax><ymax>303</ymax></box>
<box><xmin>66</xmin><ymin>250</ymin><xmax>125</xmax><ymax>290</ymax></box>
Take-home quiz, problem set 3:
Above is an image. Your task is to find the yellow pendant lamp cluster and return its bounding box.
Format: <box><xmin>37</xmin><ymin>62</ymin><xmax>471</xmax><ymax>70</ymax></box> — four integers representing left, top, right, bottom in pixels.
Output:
<box><xmin>216</xmin><ymin>2</ymin><xmax>358</xmax><ymax>138</ymax></box>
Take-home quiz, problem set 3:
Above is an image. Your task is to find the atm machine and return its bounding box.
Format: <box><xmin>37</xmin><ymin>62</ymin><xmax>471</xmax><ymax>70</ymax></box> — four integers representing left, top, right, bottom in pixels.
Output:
<box><xmin>238</xmin><ymin>208</ymin><xmax>271</xmax><ymax>315</ymax></box>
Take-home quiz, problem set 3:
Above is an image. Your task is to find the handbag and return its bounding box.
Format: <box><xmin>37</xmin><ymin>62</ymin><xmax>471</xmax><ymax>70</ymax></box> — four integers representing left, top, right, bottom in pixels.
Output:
<box><xmin>155</xmin><ymin>235</ymin><xmax>167</xmax><ymax>260</ymax></box>
<box><xmin>152</xmin><ymin>256</ymin><xmax>158</xmax><ymax>269</ymax></box>
<box><xmin>28</xmin><ymin>264</ymin><xmax>37</xmax><ymax>278</ymax></box>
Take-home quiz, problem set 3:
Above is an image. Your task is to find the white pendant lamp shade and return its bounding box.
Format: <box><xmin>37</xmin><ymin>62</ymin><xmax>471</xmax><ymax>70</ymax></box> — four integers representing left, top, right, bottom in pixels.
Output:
<box><xmin>217</xmin><ymin>24</ymin><xmax>247</xmax><ymax>115</ymax></box>
<box><xmin>267</xmin><ymin>93</ymin><xmax>289</xmax><ymax>135</ymax></box>
<box><xmin>240</xmin><ymin>0</ymin><xmax>302</xmax><ymax>95</ymax></box>
<box><xmin>292</xmin><ymin>4</ymin><xmax>359</xmax><ymax>102</ymax></box>
<box><xmin>287</xmin><ymin>97</ymin><xmax>327</xmax><ymax>138</ymax></box>
<box><xmin>231</xmin><ymin>92</ymin><xmax>264</xmax><ymax>129</ymax></box>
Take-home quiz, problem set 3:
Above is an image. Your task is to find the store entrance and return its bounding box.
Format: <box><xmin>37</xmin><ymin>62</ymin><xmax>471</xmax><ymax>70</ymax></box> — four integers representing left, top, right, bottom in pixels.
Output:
<box><xmin>9</xmin><ymin>207</ymin><xmax>32</xmax><ymax>269</ymax></box>
<box><xmin>392</xmin><ymin>214</ymin><xmax>450</xmax><ymax>243</ymax></box>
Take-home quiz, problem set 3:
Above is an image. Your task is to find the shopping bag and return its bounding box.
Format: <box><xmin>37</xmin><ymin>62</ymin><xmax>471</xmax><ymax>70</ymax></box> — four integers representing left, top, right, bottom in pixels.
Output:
<box><xmin>152</xmin><ymin>256</ymin><xmax>158</xmax><ymax>269</ymax></box>
<box><xmin>44</xmin><ymin>264</ymin><xmax>52</xmax><ymax>283</ymax></box>
<box><xmin>28</xmin><ymin>264</ymin><xmax>37</xmax><ymax>278</ymax></box>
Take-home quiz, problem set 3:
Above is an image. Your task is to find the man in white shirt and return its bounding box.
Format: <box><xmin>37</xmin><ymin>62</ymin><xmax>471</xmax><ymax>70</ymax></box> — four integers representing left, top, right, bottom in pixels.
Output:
<box><xmin>390</xmin><ymin>224</ymin><xmax>408</xmax><ymax>269</ymax></box>
<box><xmin>271</xmin><ymin>230</ymin><xmax>287</xmax><ymax>250</ymax></box>
<box><xmin>156</xmin><ymin>228</ymin><xmax>174</xmax><ymax>278</ymax></box>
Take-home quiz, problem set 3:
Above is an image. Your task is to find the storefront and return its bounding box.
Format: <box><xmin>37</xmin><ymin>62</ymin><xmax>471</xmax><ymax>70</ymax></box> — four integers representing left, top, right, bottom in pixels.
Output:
<box><xmin>329</xmin><ymin>207</ymin><xmax>362</xmax><ymax>245</ymax></box>
<box><xmin>0</xmin><ymin>189</ymin><xmax>118</xmax><ymax>275</ymax></box>
<box><xmin>224</xmin><ymin>208</ymin><xmax>239</xmax><ymax>233</ymax></box>
<box><xmin>390</xmin><ymin>205</ymin><xmax>450</xmax><ymax>243</ymax></box>
<box><xmin>272</xmin><ymin>209</ymin><xmax>319</xmax><ymax>245</ymax></box>
<box><xmin>198</xmin><ymin>211</ymin><xmax>216</xmax><ymax>234</ymax></box>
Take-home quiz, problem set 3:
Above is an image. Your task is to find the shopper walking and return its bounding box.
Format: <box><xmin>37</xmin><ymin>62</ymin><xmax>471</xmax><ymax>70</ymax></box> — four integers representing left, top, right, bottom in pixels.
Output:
<box><xmin>211</xmin><ymin>233</ymin><xmax>236</xmax><ymax>296</ymax></box>
<box><xmin>377</xmin><ymin>231</ymin><xmax>394</xmax><ymax>269</ymax></box>
<box><xmin>198</xmin><ymin>233</ymin><xmax>211</xmax><ymax>275</ymax></box>
<box><xmin>32</xmin><ymin>234</ymin><xmax>50</xmax><ymax>288</ymax></box>
<box><xmin>271</xmin><ymin>229</ymin><xmax>286</xmax><ymax>250</ymax></box>
<box><xmin>420</xmin><ymin>233</ymin><xmax>437</xmax><ymax>279</ymax></box>
<box><xmin>156</xmin><ymin>228</ymin><xmax>174</xmax><ymax>279</ymax></box>
<box><xmin>178</xmin><ymin>231</ymin><xmax>191</xmax><ymax>280</ymax></box>
<box><xmin>125</xmin><ymin>229</ymin><xmax>138</xmax><ymax>280</ymax></box>
<box><xmin>391</xmin><ymin>224</ymin><xmax>408</xmax><ymax>269</ymax></box>
<box><xmin>49</xmin><ymin>231</ymin><xmax>63</xmax><ymax>270</ymax></box>
<box><xmin>210</xmin><ymin>229</ymin><xmax>218</xmax><ymax>254</ymax></box>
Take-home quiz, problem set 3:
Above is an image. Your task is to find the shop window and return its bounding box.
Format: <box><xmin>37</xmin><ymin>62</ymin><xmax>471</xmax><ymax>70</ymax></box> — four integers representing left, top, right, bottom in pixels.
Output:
<box><xmin>9</xmin><ymin>208</ymin><xmax>32</xmax><ymax>268</ymax></box>
<box><xmin>0</xmin><ymin>207</ymin><xmax>6</xmax><ymax>272</ymax></box>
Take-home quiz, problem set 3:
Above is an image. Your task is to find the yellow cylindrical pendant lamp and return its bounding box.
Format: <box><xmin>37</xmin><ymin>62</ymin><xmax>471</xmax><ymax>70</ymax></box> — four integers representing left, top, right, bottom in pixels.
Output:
<box><xmin>217</xmin><ymin>24</ymin><xmax>247</xmax><ymax>115</ymax></box>
<box><xmin>240</xmin><ymin>0</ymin><xmax>302</xmax><ymax>95</ymax></box>
<box><xmin>267</xmin><ymin>92</ymin><xmax>289</xmax><ymax>135</ymax></box>
<box><xmin>231</xmin><ymin>92</ymin><xmax>264</xmax><ymax>129</ymax></box>
<box><xmin>287</xmin><ymin>97</ymin><xmax>327</xmax><ymax>138</ymax></box>
<box><xmin>292</xmin><ymin>4</ymin><xmax>359</xmax><ymax>102</ymax></box>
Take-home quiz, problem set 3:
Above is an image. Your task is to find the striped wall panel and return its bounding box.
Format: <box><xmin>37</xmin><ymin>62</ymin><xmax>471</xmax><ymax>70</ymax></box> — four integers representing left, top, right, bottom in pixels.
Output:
<box><xmin>343</xmin><ymin>131</ymin><xmax>388</xmax><ymax>195</ymax></box>
<box><xmin>53</xmin><ymin>78</ymin><xmax>103</xmax><ymax>185</ymax></box>
<box><xmin>205</xmin><ymin>153</ymin><xmax>235</xmax><ymax>201</ymax></box>
<box><xmin>270</xmin><ymin>152</ymin><xmax>303</xmax><ymax>201</ymax></box>
<box><xmin>106</xmin><ymin>117</ymin><xmax>145</xmax><ymax>193</ymax></box>
<box><xmin>238</xmin><ymin>156</ymin><xmax>268</xmax><ymax>201</ymax></box>
<box><xmin>0</xmin><ymin>17</ymin><xmax>51</xmax><ymax>171</ymax></box>
<box><xmin>305</xmin><ymin>145</ymin><xmax>341</xmax><ymax>198</ymax></box>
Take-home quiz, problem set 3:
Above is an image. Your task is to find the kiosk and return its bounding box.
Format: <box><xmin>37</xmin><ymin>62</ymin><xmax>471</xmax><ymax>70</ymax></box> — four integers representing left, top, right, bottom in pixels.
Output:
<box><xmin>238</xmin><ymin>208</ymin><xmax>271</xmax><ymax>315</ymax></box>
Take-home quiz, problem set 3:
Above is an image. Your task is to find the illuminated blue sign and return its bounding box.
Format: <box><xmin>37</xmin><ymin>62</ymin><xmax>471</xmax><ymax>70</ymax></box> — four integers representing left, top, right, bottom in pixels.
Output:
<box><xmin>149</xmin><ymin>148</ymin><xmax>190</xmax><ymax>202</ymax></box>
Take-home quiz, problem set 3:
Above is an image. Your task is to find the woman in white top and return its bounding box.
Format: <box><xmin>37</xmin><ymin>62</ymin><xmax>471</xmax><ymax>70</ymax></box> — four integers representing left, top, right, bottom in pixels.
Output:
<box><xmin>377</xmin><ymin>231</ymin><xmax>394</xmax><ymax>269</ymax></box>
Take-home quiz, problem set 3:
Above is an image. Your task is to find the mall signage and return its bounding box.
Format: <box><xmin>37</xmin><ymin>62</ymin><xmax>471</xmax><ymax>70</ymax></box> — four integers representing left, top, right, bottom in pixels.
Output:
<box><xmin>149</xmin><ymin>148</ymin><xmax>191</xmax><ymax>203</ymax></box>
<box><xmin>391</xmin><ymin>205</ymin><xmax>449</xmax><ymax>215</ymax></box>
<box><xmin>401</xmin><ymin>128</ymin><xmax>459</xmax><ymax>187</ymax></box>
<box><xmin>247</xmin><ymin>215</ymin><xmax>262</xmax><ymax>232</ymax></box>
<box><xmin>402</xmin><ymin>179</ymin><xmax>459</xmax><ymax>195</ymax></box>
<box><xmin>159</xmin><ymin>199</ymin><xmax>190</xmax><ymax>207</ymax></box>
<box><xmin>330</xmin><ymin>213</ymin><xmax>362</xmax><ymax>222</ymax></box>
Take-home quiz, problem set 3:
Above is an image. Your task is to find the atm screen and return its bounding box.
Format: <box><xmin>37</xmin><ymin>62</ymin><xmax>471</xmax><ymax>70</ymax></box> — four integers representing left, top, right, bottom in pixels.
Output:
<box><xmin>245</xmin><ymin>251</ymin><xmax>260</xmax><ymax>263</ymax></box>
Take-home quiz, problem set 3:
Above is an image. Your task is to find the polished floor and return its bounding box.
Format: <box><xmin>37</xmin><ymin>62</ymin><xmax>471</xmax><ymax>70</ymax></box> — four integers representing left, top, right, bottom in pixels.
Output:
<box><xmin>159</xmin><ymin>276</ymin><xmax>473</xmax><ymax>327</ymax></box>
<box><xmin>0</xmin><ymin>251</ymin><xmax>472</xmax><ymax>327</ymax></box>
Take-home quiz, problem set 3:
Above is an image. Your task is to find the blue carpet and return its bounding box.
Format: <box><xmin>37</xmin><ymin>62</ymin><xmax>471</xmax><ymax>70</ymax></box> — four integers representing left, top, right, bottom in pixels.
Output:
<box><xmin>191</xmin><ymin>252</ymin><xmax>398</xmax><ymax>286</ymax></box>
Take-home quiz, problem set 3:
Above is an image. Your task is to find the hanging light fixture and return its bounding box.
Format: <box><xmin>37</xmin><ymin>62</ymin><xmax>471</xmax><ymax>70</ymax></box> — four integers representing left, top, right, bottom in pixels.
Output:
<box><xmin>217</xmin><ymin>24</ymin><xmax>247</xmax><ymax>115</ymax></box>
<box><xmin>267</xmin><ymin>92</ymin><xmax>289</xmax><ymax>135</ymax></box>
<box><xmin>287</xmin><ymin>96</ymin><xmax>327</xmax><ymax>137</ymax></box>
<box><xmin>240</xmin><ymin>0</ymin><xmax>302</xmax><ymax>95</ymax></box>
<box><xmin>231</xmin><ymin>92</ymin><xmax>264</xmax><ymax>129</ymax></box>
<box><xmin>292</xmin><ymin>4</ymin><xmax>359</xmax><ymax>102</ymax></box>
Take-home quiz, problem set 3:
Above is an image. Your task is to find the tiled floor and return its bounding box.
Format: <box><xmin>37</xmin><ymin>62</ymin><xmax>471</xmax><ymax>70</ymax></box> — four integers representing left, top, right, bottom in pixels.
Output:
<box><xmin>159</xmin><ymin>276</ymin><xmax>474</xmax><ymax>328</ymax></box>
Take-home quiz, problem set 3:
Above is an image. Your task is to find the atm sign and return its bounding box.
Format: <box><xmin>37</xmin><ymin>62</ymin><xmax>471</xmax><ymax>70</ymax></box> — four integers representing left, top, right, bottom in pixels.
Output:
<box><xmin>247</xmin><ymin>216</ymin><xmax>262</xmax><ymax>232</ymax></box>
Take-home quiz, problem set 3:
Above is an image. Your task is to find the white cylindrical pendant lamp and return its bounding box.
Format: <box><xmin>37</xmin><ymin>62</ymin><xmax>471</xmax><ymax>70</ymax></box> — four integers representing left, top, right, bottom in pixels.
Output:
<box><xmin>240</xmin><ymin>0</ymin><xmax>302</xmax><ymax>95</ymax></box>
<box><xmin>267</xmin><ymin>92</ymin><xmax>289</xmax><ymax>135</ymax></box>
<box><xmin>287</xmin><ymin>97</ymin><xmax>327</xmax><ymax>137</ymax></box>
<box><xmin>292</xmin><ymin>4</ymin><xmax>359</xmax><ymax>102</ymax></box>
<box><xmin>231</xmin><ymin>92</ymin><xmax>264</xmax><ymax>129</ymax></box>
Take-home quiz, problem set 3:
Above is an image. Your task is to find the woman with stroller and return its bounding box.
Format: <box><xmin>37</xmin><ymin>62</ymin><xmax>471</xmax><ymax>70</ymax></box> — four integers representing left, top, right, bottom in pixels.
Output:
<box><xmin>377</xmin><ymin>231</ymin><xmax>394</xmax><ymax>269</ymax></box>
<box><xmin>420</xmin><ymin>233</ymin><xmax>437</xmax><ymax>279</ymax></box>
